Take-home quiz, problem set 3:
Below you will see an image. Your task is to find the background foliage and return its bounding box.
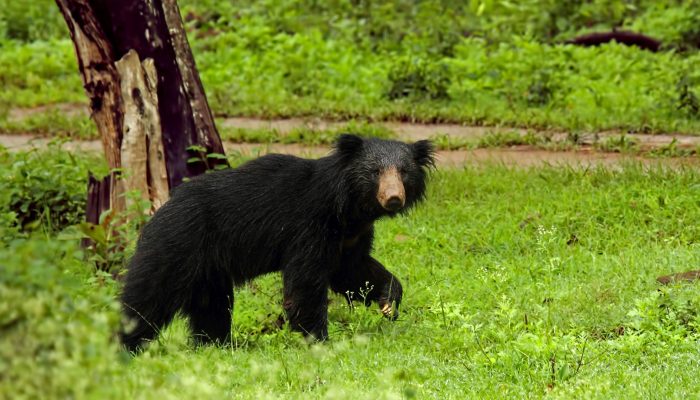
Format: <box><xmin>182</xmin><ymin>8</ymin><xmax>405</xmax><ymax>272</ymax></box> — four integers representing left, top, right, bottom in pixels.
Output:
<box><xmin>1</xmin><ymin>1</ymin><xmax>700</xmax><ymax>133</ymax></box>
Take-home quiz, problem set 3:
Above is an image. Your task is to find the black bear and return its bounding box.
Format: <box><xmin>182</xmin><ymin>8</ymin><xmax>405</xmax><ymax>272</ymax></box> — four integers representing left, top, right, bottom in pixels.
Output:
<box><xmin>120</xmin><ymin>134</ymin><xmax>435</xmax><ymax>351</ymax></box>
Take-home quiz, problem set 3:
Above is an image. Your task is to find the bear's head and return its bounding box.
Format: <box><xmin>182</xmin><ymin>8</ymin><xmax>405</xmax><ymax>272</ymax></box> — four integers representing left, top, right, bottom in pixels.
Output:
<box><xmin>335</xmin><ymin>134</ymin><xmax>435</xmax><ymax>220</ymax></box>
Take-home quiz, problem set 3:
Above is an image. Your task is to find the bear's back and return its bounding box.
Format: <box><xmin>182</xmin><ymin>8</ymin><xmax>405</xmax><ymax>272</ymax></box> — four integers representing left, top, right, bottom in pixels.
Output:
<box><xmin>173</xmin><ymin>153</ymin><xmax>317</xmax><ymax>203</ymax></box>
<box><xmin>167</xmin><ymin>152</ymin><xmax>339</xmax><ymax>235</ymax></box>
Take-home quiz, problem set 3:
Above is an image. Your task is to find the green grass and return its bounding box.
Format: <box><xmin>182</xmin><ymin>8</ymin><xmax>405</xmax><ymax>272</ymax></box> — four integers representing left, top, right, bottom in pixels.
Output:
<box><xmin>0</xmin><ymin>39</ymin><xmax>83</xmax><ymax>107</ymax></box>
<box><xmin>0</xmin><ymin>109</ymin><xmax>95</xmax><ymax>139</ymax></box>
<box><xmin>429</xmin><ymin>130</ymin><xmax>550</xmax><ymax>150</ymax></box>
<box><xmin>2</xmin><ymin>147</ymin><xmax>700</xmax><ymax>398</ymax></box>
<box><xmin>220</xmin><ymin>120</ymin><xmax>396</xmax><ymax>145</ymax></box>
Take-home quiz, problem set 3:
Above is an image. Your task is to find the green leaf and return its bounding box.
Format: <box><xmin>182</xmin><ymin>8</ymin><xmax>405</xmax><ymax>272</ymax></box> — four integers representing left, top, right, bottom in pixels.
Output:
<box><xmin>78</xmin><ymin>222</ymin><xmax>107</xmax><ymax>245</ymax></box>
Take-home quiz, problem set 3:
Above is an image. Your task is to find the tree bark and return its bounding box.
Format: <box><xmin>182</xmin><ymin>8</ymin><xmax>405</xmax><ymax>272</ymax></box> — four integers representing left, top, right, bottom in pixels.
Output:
<box><xmin>89</xmin><ymin>0</ymin><xmax>227</xmax><ymax>188</ymax></box>
<box><xmin>116</xmin><ymin>50</ymin><xmax>170</xmax><ymax>212</ymax></box>
<box><xmin>56</xmin><ymin>0</ymin><xmax>126</xmax><ymax>214</ymax></box>
<box><xmin>161</xmin><ymin>0</ymin><xmax>222</xmax><ymax>153</ymax></box>
<box><xmin>56</xmin><ymin>0</ymin><xmax>227</xmax><ymax>222</ymax></box>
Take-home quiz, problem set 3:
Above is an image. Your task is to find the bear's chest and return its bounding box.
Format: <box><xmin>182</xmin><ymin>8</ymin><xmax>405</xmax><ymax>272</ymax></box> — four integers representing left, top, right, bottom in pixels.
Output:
<box><xmin>341</xmin><ymin>223</ymin><xmax>372</xmax><ymax>250</ymax></box>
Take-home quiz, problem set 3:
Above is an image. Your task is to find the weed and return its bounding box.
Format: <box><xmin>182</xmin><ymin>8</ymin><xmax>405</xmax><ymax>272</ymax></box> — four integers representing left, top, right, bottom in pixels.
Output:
<box><xmin>594</xmin><ymin>134</ymin><xmax>639</xmax><ymax>153</ymax></box>
<box><xmin>0</xmin><ymin>140</ymin><xmax>103</xmax><ymax>233</ymax></box>
<box><xmin>386</xmin><ymin>57</ymin><xmax>451</xmax><ymax>101</ymax></box>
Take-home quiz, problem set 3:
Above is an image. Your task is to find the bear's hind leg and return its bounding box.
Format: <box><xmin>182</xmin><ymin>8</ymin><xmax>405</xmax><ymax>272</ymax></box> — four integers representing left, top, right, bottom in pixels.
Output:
<box><xmin>121</xmin><ymin>296</ymin><xmax>182</xmax><ymax>352</ymax></box>
<box><xmin>121</xmin><ymin>266</ymin><xmax>185</xmax><ymax>352</ymax></box>
<box><xmin>185</xmin><ymin>278</ymin><xmax>233</xmax><ymax>346</ymax></box>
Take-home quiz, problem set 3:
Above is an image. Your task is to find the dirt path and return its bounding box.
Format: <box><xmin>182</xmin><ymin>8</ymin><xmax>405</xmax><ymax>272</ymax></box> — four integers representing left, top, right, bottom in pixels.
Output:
<box><xmin>7</xmin><ymin>104</ymin><xmax>700</xmax><ymax>149</ymax></box>
<box><xmin>220</xmin><ymin>117</ymin><xmax>700</xmax><ymax>150</ymax></box>
<box><xmin>4</xmin><ymin>134</ymin><xmax>698</xmax><ymax>169</ymax></box>
<box><xmin>4</xmin><ymin>104</ymin><xmax>700</xmax><ymax>168</ymax></box>
<box><xmin>229</xmin><ymin>142</ymin><xmax>699</xmax><ymax>168</ymax></box>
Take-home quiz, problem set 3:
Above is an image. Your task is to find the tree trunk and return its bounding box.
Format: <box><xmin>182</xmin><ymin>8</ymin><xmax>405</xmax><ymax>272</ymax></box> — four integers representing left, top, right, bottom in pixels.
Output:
<box><xmin>56</xmin><ymin>0</ymin><xmax>227</xmax><ymax>222</ymax></box>
<box><xmin>56</xmin><ymin>0</ymin><xmax>126</xmax><ymax>215</ymax></box>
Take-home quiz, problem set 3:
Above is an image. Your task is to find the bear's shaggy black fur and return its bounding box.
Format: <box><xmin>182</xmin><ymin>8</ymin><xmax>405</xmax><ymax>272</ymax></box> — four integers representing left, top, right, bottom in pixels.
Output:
<box><xmin>120</xmin><ymin>134</ymin><xmax>434</xmax><ymax>351</ymax></box>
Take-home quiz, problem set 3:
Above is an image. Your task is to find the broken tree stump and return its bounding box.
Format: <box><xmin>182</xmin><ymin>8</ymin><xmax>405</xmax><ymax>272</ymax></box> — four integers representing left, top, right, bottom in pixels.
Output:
<box><xmin>56</xmin><ymin>0</ymin><xmax>228</xmax><ymax>224</ymax></box>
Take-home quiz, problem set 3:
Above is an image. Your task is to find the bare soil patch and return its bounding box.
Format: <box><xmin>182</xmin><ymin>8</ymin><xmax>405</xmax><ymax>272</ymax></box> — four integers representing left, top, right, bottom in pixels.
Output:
<box><xmin>219</xmin><ymin>142</ymin><xmax>700</xmax><ymax>169</ymax></box>
<box><xmin>222</xmin><ymin>117</ymin><xmax>700</xmax><ymax>150</ymax></box>
<box><xmin>4</xmin><ymin>103</ymin><xmax>700</xmax><ymax>169</ymax></box>
<box><xmin>3</xmin><ymin>134</ymin><xmax>698</xmax><ymax>169</ymax></box>
<box><xmin>7</xmin><ymin>104</ymin><xmax>700</xmax><ymax>150</ymax></box>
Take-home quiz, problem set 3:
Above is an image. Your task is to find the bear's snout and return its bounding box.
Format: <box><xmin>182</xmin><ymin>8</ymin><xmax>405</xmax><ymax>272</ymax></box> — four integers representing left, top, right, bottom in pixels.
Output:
<box><xmin>377</xmin><ymin>167</ymin><xmax>406</xmax><ymax>212</ymax></box>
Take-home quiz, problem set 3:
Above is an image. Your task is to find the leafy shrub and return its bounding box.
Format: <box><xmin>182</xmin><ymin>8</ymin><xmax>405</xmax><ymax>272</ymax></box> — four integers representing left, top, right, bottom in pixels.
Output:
<box><xmin>628</xmin><ymin>3</ymin><xmax>700</xmax><ymax>52</ymax></box>
<box><xmin>0</xmin><ymin>0</ymin><xmax>66</xmax><ymax>41</ymax></box>
<box><xmin>677</xmin><ymin>75</ymin><xmax>700</xmax><ymax>118</ymax></box>
<box><xmin>626</xmin><ymin>285</ymin><xmax>700</xmax><ymax>340</ymax></box>
<box><xmin>386</xmin><ymin>57</ymin><xmax>450</xmax><ymax>101</ymax></box>
<box><xmin>0</xmin><ymin>142</ymin><xmax>104</xmax><ymax>233</ymax></box>
<box><xmin>0</xmin><ymin>39</ymin><xmax>83</xmax><ymax>107</ymax></box>
<box><xmin>0</xmin><ymin>109</ymin><xmax>95</xmax><ymax>138</ymax></box>
<box><xmin>76</xmin><ymin>190</ymin><xmax>152</xmax><ymax>275</ymax></box>
<box><xmin>0</xmin><ymin>238</ymin><xmax>126</xmax><ymax>398</ymax></box>
<box><xmin>448</xmin><ymin>38</ymin><xmax>700</xmax><ymax>131</ymax></box>
<box><xmin>526</xmin><ymin>71</ymin><xmax>555</xmax><ymax>106</ymax></box>
<box><xmin>5</xmin><ymin>1</ymin><xmax>700</xmax><ymax>133</ymax></box>
<box><xmin>17</xmin><ymin>0</ymin><xmax>700</xmax><ymax>50</ymax></box>
<box><xmin>0</xmin><ymin>209</ymin><xmax>19</xmax><ymax>243</ymax></box>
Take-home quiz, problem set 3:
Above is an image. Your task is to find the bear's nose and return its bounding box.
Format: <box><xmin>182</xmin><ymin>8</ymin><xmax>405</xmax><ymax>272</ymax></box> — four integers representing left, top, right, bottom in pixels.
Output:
<box><xmin>377</xmin><ymin>167</ymin><xmax>406</xmax><ymax>212</ymax></box>
<box><xmin>377</xmin><ymin>166</ymin><xmax>406</xmax><ymax>212</ymax></box>
<box><xmin>384</xmin><ymin>196</ymin><xmax>404</xmax><ymax>212</ymax></box>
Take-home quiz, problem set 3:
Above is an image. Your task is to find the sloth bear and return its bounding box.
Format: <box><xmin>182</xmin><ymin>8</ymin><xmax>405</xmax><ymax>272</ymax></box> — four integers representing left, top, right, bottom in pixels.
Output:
<box><xmin>120</xmin><ymin>134</ymin><xmax>435</xmax><ymax>351</ymax></box>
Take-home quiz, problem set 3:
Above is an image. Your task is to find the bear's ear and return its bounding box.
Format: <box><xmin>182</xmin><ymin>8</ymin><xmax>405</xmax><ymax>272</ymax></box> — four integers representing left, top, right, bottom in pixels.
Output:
<box><xmin>412</xmin><ymin>140</ymin><xmax>436</xmax><ymax>168</ymax></box>
<box><xmin>335</xmin><ymin>134</ymin><xmax>364</xmax><ymax>159</ymax></box>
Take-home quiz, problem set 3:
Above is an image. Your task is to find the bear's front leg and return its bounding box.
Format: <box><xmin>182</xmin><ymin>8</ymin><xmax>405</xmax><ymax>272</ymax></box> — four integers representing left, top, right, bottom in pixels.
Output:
<box><xmin>282</xmin><ymin>266</ymin><xmax>330</xmax><ymax>341</ymax></box>
<box><xmin>330</xmin><ymin>256</ymin><xmax>403</xmax><ymax>320</ymax></box>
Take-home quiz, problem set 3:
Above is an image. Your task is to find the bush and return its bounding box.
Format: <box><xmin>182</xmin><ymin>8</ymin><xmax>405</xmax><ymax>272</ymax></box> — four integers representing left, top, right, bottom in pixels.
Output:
<box><xmin>0</xmin><ymin>0</ymin><xmax>66</xmax><ymax>41</ymax></box>
<box><xmin>0</xmin><ymin>39</ymin><xmax>83</xmax><ymax>107</ymax></box>
<box><xmin>628</xmin><ymin>3</ymin><xmax>700</xmax><ymax>52</ymax></box>
<box><xmin>4</xmin><ymin>1</ymin><xmax>700</xmax><ymax>133</ymax></box>
<box><xmin>0</xmin><ymin>142</ymin><xmax>105</xmax><ymax>233</ymax></box>
<box><xmin>0</xmin><ymin>238</ymin><xmax>125</xmax><ymax>398</ymax></box>
<box><xmin>626</xmin><ymin>284</ymin><xmax>700</xmax><ymax>341</ymax></box>
<box><xmin>386</xmin><ymin>57</ymin><xmax>451</xmax><ymax>101</ymax></box>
